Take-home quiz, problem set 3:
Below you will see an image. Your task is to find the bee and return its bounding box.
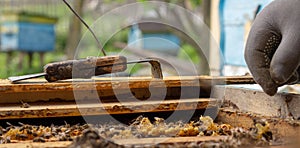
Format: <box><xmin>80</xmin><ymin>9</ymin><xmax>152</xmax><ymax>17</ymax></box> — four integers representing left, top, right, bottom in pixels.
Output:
<box><xmin>20</xmin><ymin>100</ymin><xmax>30</xmax><ymax>108</ymax></box>
<box><xmin>33</xmin><ymin>137</ymin><xmax>46</xmax><ymax>142</ymax></box>
<box><xmin>43</xmin><ymin>133</ymin><xmax>52</xmax><ymax>139</ymax></box>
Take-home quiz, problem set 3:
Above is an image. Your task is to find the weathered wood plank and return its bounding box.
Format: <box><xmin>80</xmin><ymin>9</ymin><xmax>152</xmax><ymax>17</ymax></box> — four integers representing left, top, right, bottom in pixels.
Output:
<box><xmin>0</xmin><ymin>76</ymin><xmax>254</xmax><ymax>93</ymax></box>
<box><xmin>212</xmin><ymin>85</ymin><xmax>300</xmax><ymax>119</ymax></box>
<box><xmin>0</xmin><ymin>141</ymin><xmax>72</xmax><ymax>148</ymax></box>
<box><xmin>0</xmin><ymin>76</ymin><xmax>254</xmax><ymax>103</ymax></box>
<box><xmin>0</xmin><ymin>98</ymin><xmax>220</xmax><ymax>120</ymax></box>
<box><xmin>114</xmin><ymin>136</ymin><xmax>227</xmax><ymax>146</ymax></box>
<box><xmin>0</xmin><ymin>136</ymin><xmax>227</xmax><ymax>148</ymax></box>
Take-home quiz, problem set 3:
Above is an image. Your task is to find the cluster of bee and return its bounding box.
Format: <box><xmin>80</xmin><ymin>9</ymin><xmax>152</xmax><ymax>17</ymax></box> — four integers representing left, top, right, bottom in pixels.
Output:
<box><xmin>0</xmin><ymin>116</ymin><xmax>274</xmax><ymax>147</ymax></box>
<box><xmin>69</xmin><ymin>128</ymin><xmax>122</xmax><ymax>148</ymax></box>
<box><xmin>196</xmin><ymin>119</ymin><xmax>274</xmax><ymax>147</ymax></box>
<box><xmin>95</xmin><ymin>116</ymin><xmax>184</xmax><ymax>139</ymax></box>
<box><xmin>71</xmin><ymin>116</ymin><xmax>274</xmax><ymax>148</ymax></box>
<box><xmin>177</xmin><ymin>116</ymin><xmax>232</xmax><ymax>137</ymax></box>
<box><xmin>0</xmin><ymin>122</ymin><xmax>89</xmax><ymax>143</ymax></box>
<box><xmin>95</xmin><ymin>116</ymin><xmax>233</xmax><ymax>140</ymax></box>
<box><xmin>98</xmin><ymin>116</ymin><xmax>273</xmax><ymax>146</ymax></box>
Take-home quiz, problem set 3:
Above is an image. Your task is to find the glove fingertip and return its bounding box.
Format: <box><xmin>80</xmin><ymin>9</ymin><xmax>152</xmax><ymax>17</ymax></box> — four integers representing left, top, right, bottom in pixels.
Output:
<box><xmin>262</xmin><ymin>86</ymin><xmax>278</xmax><ymax>96</ymax></box>
<box><xmin>256</xmin><ymin>78</ymin><xmax>278</xmax><ymax>96</ymax></box>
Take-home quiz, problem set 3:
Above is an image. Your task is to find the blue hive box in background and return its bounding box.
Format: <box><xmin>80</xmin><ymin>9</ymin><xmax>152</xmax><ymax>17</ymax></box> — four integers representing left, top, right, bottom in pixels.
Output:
<box><xmin>128</xmin><ymin>22</ymin><xmax>181</xmax><ymax>56</ymax></box>
<box><xmin>0</xmin><ymin>12</ymin><xmax>57</xmax><ymax>52</ymax></box>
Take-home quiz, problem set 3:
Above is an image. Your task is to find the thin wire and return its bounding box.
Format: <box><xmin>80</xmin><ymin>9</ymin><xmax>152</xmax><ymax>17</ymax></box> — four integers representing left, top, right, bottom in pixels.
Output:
<box><xmin>62</xmin><ymin>0</ymin><xmax>107</xmax><ymax>56</ymax></box>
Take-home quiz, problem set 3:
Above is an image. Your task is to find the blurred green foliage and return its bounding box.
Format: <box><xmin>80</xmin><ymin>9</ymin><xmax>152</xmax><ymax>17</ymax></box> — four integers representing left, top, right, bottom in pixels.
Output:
<box><xmin>178</xmin><ymin>44</ymin><xmax>200</xmax><ymax>64</ymax></box>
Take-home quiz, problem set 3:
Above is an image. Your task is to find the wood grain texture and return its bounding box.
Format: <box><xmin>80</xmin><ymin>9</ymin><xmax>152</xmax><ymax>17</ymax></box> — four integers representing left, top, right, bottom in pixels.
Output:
<box><xmin>0</xmin><ymin>136</ymin><xmax>228</xmax><ymax>148</ymax></box>
<box><xmin>0</xmin><ymin>141</ymin><xmax>72</xmax><ymax>148</ymax></box>
<box><xmin>1</xmin><ymin>76</ymin><xmax>255</xmax><ymax>92</ymax></box>
<box><xmin>114</xmin><ymin>136</ymin><xmax>227</xmax><ymax>146</ymax></box>
<box><xmin>0</xmin><ymin>76</ymin><xmax>254</xmax><ymax>103</ymax></box>
<box><xmin>213</xmin><ymin>85</ymin><xmax>300</xmax><ymax>119</ymax></box>
<box><xmin>0</xmin><ymin>98</ymin><xmax>220</xmax><ymax>120</ymax></box>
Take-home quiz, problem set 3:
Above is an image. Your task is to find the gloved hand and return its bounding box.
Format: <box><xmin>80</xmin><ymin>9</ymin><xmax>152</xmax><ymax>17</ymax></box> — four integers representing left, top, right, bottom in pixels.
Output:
<box><xmin>245</xmin><ymin>0</ymin><xmax>300</xmax><ymax>96</ymax></box>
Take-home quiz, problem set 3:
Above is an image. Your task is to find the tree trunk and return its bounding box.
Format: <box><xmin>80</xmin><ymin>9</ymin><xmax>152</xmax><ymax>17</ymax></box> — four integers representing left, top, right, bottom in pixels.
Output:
<box><xmin>201</xmin><ymin>0</ymin><xmax>212</xmax><ymax>75</ymax></box>
<box><xmin>202</xmin><ymin>0</ymin><xmax>211</xmax><ymax>28</ymax></box>
<box><xmin>66</xmin><ymin>0</ymin><xmax>84</xmax><ymax>60</ymax></box>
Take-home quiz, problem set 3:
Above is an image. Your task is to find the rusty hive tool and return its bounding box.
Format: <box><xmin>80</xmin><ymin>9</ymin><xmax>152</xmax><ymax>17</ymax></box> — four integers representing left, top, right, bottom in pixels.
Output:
<box><xmin>8</xmin><ymin>55</ymin><xmax>163</xmax><ymax>83</ymax></box>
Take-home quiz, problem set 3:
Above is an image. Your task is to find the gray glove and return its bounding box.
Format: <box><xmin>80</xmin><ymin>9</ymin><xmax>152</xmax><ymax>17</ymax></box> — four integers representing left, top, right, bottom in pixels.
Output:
<box><xmin>245</xmin><ymin>0</ymin><xmax>300</xmax><ymax>96</ymax></box>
